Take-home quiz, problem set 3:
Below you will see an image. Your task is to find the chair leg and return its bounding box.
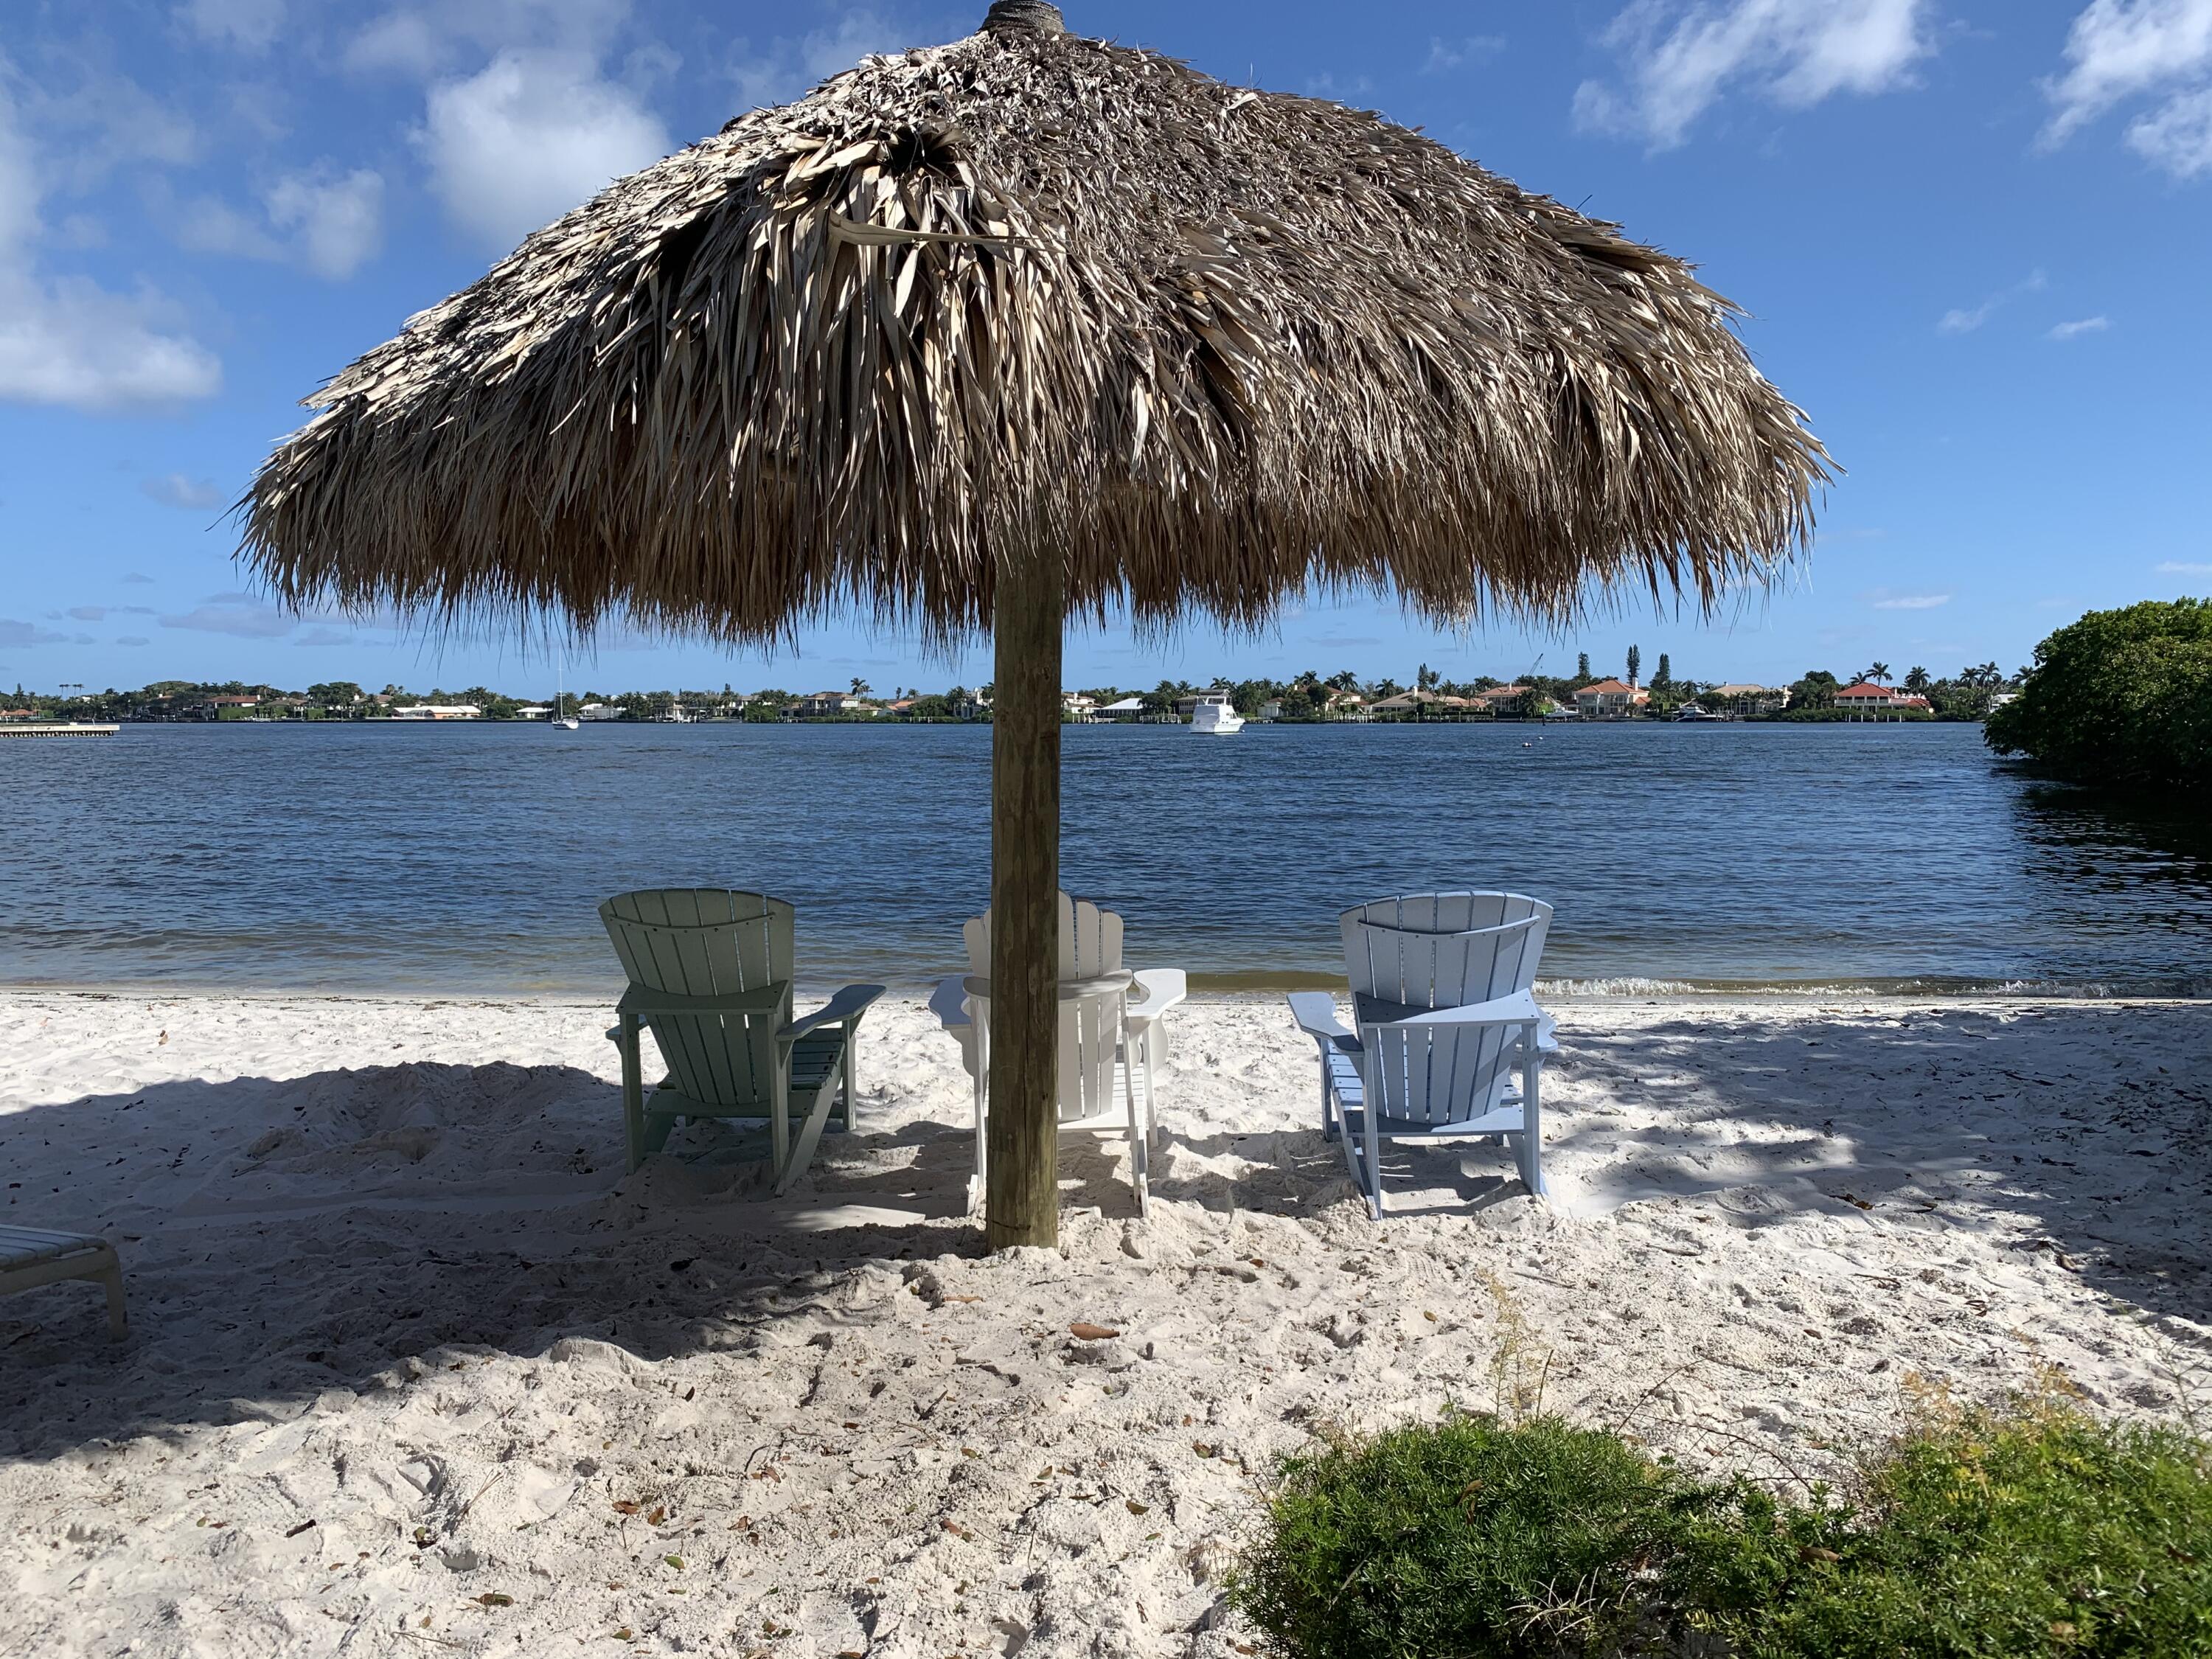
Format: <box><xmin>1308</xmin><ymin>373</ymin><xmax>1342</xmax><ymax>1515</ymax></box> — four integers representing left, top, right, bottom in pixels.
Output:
<box><xmin>768</xmin><ymin>1060</ymin><xmax>791</xmax><ymax>1180</ymax></box>
<box><xmin>839</xmin><ymin>1021</ymin><xmax>859</xmax><ymax>1135</ymax></box>
<box><xmin>1360</xmin><ymin>1071</ymin><xmax>1385</xmax><ymax>1222</ymax></box>
<box><xmin>970</xmin><ymin>1043</ymin><xmax>989</xmax><ymax>1219</ymax></box>
<box><xmin>1517</xmin><ymin>1050</ymin><xmax>1547</xmax><ymax>1198</ymax></box>
<box><xmin>1122</xmin><ymin>1035</ymin><xmax>1147</xmax><ymax>1219</ymax></box>
<box><xmin>100</xmin><ymin>1264</ymin><xmax>127</xmax><ymax>1339</ymax></box>
<box><xmin>618</xmin><ymin>1026</ymin><xmax>649</xmax><ymax>1172</ymax></box>
<box><xmin>1320</xmin><ymin>1052</ymin><xmax>1340</xmax><ymax>1141</ymax></box>
<box><xmin>776</xmin><ymin>1095</ymin><xmax>835</xmax><ymax>1197</ymax></box>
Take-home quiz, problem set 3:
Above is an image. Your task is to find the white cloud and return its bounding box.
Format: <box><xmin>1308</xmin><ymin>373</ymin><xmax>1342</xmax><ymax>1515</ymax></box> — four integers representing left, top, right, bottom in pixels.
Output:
<box><xmin>0</xmin><ymin>270</ymin><xmax>223</xmax><ymax>412</ymax></box>
<box><xmin>0</xmin><ymin>619</ymin><xmax>72</xmax><ymax>647</ymax></box>
<box><xmin>116</xmin><ymin>635</ymin><xmax>150</xmax><ymax>646</ymax></box>
<box><xmin>141</xmin><ymin>473</ymin><xmax>223</xmax><ymax>509</ymax></box>
<box><xmin>159</xmin><ymin>597</ymin><xmax>300</xmax><ymax>637</ymax></box>
<box><xmin>2046</xmin><ymin>1</ymin><xmax>2212</xmax><ymax>178</ymax></box>
<box><xmin>2156</xmin><ymin>560</ymin><xmax>2212</xmax><ymax>573</ymax></box>
<box><xmin>417</xmin><ymin>51</ymin><xmax>668</xmax><ymax>248</ymax></box>
<box><xmin>1937</xmin><ymin>270</ymin><xmax>2046</xmax><ymax>335</ymax></box>
<box><xmin>0</xmin><ymin>86</ymin><xmax>220</xmax><ymax>412</ymax></box>
<box><xmin>175</xmin><ymin>168</ymin><xmax>384</xmax><ymax>279</ymax></box>
<box><xmin>65</xmin><ymin>606</ymin><xmax>108</xmax><ymax>621</ymax></box>
<box><xmin>2048</xmin><ymin>315</ymin><xmax>2112</xmax><ymax>339</ymax></box>
<box><xmin>1872</xmin><ymin>594</ymin><xmax>1951</xmax><ymax>610</ymax></box>
<box><xmin>347</xmin><ymin>0</ymin><xmax>635</xmax><ymax>79</ymax></box>
<box><xmin>727</xmin><ymin>11</ymin><xmax>910</xmax><ymax>109</ymax></box>
<box><xmin>1575</xmin><ymin>0</ymin><xmax>1933</xmax><ymax>149</ymax></box>
<box><xmin>268</xmin><ymin>169</ymin><xmax>383</xmax><ymax>277</ymax></box>
<box><xmin>2127</xmin><ymin>83</ymin><xmax>2212</xmax><ymax>174</ymax></box>
<box><xmin>178</xmin><ymin>0</ymin><xmax>286</xmax><ymax>53</ymax></box>
<box><xmin>122</xmin><ymin>572</ymin><xmax>155</xmax><ymax>584</ymax></box>
<box><xmin>1422</xmin><ymin>35</ymin><xmax>1508</xmax><ymax>74</ymax></box>
<box><xmin>2046</xmin><ymin>1</ymin><xmax>2212</xmax><ymax>137</ymax></box>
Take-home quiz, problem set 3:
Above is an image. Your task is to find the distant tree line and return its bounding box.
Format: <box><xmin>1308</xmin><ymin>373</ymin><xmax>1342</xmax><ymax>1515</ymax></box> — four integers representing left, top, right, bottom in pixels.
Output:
<box><xmin>5</xmin><ymin>651</ymin><xmax>2032</xmax><ymax>726</ymax></box>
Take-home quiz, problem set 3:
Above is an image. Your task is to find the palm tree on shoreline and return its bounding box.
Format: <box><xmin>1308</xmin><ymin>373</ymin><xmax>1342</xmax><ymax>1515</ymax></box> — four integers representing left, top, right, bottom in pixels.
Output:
<box><xmin>1861</xmin><ymin>662</ymin><xmax>1892</xmax><ymax>684</ymax></box>
<box><xmin>1904</xmin><ymin>666</ymin><xmax>1930</xmax><ymax>692</ymax></box>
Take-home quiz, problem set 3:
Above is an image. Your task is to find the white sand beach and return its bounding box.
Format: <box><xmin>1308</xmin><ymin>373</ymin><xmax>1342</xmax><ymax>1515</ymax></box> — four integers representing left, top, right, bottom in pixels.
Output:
<box><xmin>4</xmin><ymin>990</ymin><xmax>2210</xmax><ymax>1658</ymax></box>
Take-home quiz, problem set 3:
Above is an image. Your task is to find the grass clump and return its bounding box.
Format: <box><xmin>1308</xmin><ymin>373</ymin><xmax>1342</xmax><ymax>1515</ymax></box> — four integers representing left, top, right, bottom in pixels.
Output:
<box><xmin>1231</xmin><ymin>1392</ymin><xmax>2212</xmax><ymax>1658</ymax></box>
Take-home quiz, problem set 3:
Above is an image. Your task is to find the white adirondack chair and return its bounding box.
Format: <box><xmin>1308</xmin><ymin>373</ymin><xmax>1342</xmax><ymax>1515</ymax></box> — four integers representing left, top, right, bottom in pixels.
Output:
<box><xmin>933</xmin><ymin>892</ymin><xmax>1172</xmax><ymax>1217</ymax></box>
<box><xmin>1287</xmin><ymin>891</ymin><xmax>1557</xmax><ymax>1221</ymax></box>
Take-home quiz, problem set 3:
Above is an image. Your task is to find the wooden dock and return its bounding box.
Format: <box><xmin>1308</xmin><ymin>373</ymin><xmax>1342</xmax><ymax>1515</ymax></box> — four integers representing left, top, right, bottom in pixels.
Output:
<box><xmin>0</xmin><ymin>723</ymin><xmax>120</xmax><ymax>739</ymax></box>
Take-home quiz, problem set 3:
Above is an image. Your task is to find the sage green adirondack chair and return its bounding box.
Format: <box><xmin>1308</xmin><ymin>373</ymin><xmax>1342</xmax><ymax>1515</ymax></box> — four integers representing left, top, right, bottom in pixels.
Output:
<box><xmin>600</xmin><ymin>889</ymin><xmax>884</xmax><ymax>1194</ymax></box>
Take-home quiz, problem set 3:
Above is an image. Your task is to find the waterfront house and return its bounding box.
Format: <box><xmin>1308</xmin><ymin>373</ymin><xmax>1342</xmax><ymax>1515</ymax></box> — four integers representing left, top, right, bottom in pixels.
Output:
<box><xmin>1834</xmin><ymin>682</ymin><xmax>1931</xmax><ymax>718</ymax></box>
<box><xmin>1063</xmin><ymin>692</ymin><xmax>1098</xmax><ymax>722</ymax></box>
<box><xmin>512</xmin><ymin>705</ymin><xmax>551</xmax><ymax>720</ymax></box>
<box><xmin>1098</xmin><ymin>696</ymin><xmax>1144</xmax><ymax>721</ymax></box>
<box><xmin>391</xmin><ymin>703</ymin><xmax>483</xmax><ymax>720</ymax></box>
<box><xmin>1370</xmin><ymin>689</ymin><xmax>1472</xmax><ymax>720</ymax></box>
<box><xmin>1473</xmin><ymin>684</ymin><xmax>1529</xmax><ymax>714</ymax></box>
<box><xmin>578</xmin><ymin>702</ymin><xmax>622</xmax><ymax>721</ymax></box>
<box><xmin>1707</xmin><ymin>682</ymin><xmax>1789</xmax><ymax>715</ymax></box>
<box><xmin>793</xmin><ymin>690</ymin><xmax>860</xmax><ymax>718</ymax></box>
<box><xmin>1322</xmin><ymin>688</ymin><xmax>1369</xmax><ymax>721</ymax></box>
<box><xmin>1573</xmin><ymin>679</ymin><xmax>1649</xmax><ymax>719</ymax></box>
<box><xmin>1258</xmin><ymin>698</ymin><xmax>1281</xmax><ymax>720</ymax></box>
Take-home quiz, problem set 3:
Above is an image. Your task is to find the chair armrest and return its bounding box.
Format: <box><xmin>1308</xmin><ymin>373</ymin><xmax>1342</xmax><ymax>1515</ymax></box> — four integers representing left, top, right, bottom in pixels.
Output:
<box><xmin>1287</xmin><ymin>991</ymin><xmax>1356</xmax><ymax>1046</ymax></box>
<box><xmin>1357</xmin><ymin>988</ymin><xmax>1545</xmax><ymax>1030</ymax></box>
<box><xmin>961</xmin><ymin>970</ymin><xmax>1135</xmax><ymax>1002</ymax></box>
<box><xmin>1127</xmin><ymin>968</ymin><xmax>1188</xmax><ymax>1017</ymax></box>
<box><xmin>617</xmin><ymin>984</ymin><xmax>786</xmax><ymax>1019</ymax></box>
<box><xmin>782</xmin><ymin>984</ymin><xmax>887</xmax><ymax>1042</ymax></box>
<box><xmin>928</xmin><ymin>975</ymin><xmax>972</xmax><ymax>1031</ymax></box>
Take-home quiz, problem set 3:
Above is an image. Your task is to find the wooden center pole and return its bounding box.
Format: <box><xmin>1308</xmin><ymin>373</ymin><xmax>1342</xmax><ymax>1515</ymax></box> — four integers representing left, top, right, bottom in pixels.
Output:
<box><xmin>985</xmin><ymin>544</ymin><xmax>1063</xmax><ymax>1251</ymax></box>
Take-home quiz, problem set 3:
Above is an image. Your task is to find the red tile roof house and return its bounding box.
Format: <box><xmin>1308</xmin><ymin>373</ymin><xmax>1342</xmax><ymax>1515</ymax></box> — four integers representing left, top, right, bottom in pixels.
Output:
<box><xmin>1834</xmin><ymin>682</ymin><xmax>1933</xmax><ymax>718</ymax></box>
<box><xmin>1573</xmin><ymin>679</ymin><xmax>1649</xmax><ymax>718</ymax></box>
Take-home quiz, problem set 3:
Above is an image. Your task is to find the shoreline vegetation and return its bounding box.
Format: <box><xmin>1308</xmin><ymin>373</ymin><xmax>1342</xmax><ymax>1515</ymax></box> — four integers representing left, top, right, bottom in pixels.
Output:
<box><xmin>4</xmin><ymin>653</ymin><xmax>2021</xmax><ymax>726</ymax></box>
<box><xmin>1988</xmin><ymin>598</ymin><xmax>2212</xmax><ymax>795</ymax></box>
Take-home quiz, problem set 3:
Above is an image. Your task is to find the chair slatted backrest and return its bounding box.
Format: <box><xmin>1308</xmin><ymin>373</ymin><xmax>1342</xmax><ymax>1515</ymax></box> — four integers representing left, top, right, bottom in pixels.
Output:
<box><xmin>1343</xmin><ymin>891</ymin><xmax>1553</xmax><ymax>964</ymax></box>
<box><xmin>600</xmin><ymin>889</ymin><xmax>793</xmax><ymax>1110</ymax></box>
<box><xmin>965</xmin><ymin>891</ymin><xmax>1125</xmax><ymax>1124</ymax></box>
<box><xmin>1340</xmin><ymin>893</ymin><xmax>1551</xmax><ymax>1127</ymax></box>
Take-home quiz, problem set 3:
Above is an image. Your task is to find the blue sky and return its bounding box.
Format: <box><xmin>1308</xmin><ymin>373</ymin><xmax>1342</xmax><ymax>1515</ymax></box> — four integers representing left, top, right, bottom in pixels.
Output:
<box><xmin>2</xmin><ymin>0</ymin><xmax>2209</xmax><ymax>698</ymax></box>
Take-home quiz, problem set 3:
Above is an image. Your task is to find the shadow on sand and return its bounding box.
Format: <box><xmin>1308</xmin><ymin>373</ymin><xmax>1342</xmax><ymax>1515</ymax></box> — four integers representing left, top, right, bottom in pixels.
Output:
<box><xmin>6</xmin><ymin>1001</ymin><xmax>2208</xmax><ymax>1458</ymax></box>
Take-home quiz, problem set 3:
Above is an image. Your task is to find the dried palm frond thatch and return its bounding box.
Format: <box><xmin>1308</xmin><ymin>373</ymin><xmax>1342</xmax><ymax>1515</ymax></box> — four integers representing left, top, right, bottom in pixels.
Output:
<box><xmin>242</xmin><ymin>4</ymin><xmax>1826</xmax><ymax>644</ymax></box>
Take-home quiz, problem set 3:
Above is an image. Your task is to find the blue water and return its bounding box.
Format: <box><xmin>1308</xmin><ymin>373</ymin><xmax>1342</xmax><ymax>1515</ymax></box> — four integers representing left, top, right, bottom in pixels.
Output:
<box><xmin>4</xmin><ymin>721</ymin><xmax>2208</xmax><ymax>995</ymax></box>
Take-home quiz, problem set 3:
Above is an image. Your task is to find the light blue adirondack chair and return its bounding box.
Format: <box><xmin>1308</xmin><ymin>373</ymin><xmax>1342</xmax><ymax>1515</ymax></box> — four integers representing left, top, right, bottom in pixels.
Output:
<box><xmin>1287</xmin><ymin>892</ymin><xmax>1557</xmax><ymax>1220</ymax></box>
<box><xmin>601</xmin><ymin>889</ymin><xmax>883</xmax><ymax>1193</ymax></box>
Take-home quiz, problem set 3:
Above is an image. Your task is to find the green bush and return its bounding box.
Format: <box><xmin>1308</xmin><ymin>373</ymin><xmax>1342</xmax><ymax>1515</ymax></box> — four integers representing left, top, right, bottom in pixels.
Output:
<box><xmin>1230</xmin><ymin>1413</ymin><xmax>1830</xmax><ymax>1657</ymax></box>
<box><xmin>1987</xmin><ymin>598</ymin><xmax>2212</xmax><ymax>790</ymax></box>
<box><xmin>1750</xmin><ymin>1393</ymin><xmax>2212</xmax><ymax>1658</ymax></box>
<box><xmin>1233</xmin><ymin>1397</ymin><xmax>2212</xmax><ymax>1658</ymax></box>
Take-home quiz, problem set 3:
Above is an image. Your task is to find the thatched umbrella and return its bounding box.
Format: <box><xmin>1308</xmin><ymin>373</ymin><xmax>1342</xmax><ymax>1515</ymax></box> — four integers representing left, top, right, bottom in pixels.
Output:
<box><xmin>243</xmin><ymin>1</ymin><xmax>1826</xmax><ymax>1249</ymax></box>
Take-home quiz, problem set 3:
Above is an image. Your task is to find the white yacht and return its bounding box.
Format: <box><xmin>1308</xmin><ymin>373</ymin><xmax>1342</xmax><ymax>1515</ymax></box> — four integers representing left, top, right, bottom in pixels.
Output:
<box><xmin>1189</xmin><ymin>693</ymin><xmax>1245</xmax><ymax>735</ymax></box>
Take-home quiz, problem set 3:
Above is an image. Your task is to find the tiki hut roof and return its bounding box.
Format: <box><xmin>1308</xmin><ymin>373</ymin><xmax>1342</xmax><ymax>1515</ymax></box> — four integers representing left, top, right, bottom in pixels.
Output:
<box><xmin>243</xmin><ymin>2</ymin><xmax>1827</xmax><ymax>646</ymax></box>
